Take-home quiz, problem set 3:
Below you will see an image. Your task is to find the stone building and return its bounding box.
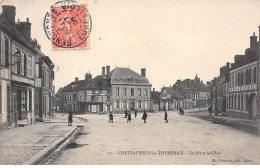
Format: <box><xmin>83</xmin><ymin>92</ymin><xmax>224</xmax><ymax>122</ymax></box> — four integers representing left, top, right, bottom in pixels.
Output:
<box><xmin>33</xmin><ymin>41</ymin><xmax>54</xmax><ymax>121</ymax></box>
<box><xmin>210</xmin><ymin>63</ymin><xmax>230</xmax><ymax>115</ymax></box>
<box><xmin>59</xmin><ymin>66</ymin><xmax>152</xmax><ymax>113</ymax></box>
<box><xmin>0</xmin><ymin>5</ymin><xmax>36</xmax><ymax>128</ymax></box>
<box><xmin>159</xmin><ymin>74</ymin><xmax>209</xmax><ymax>111</ymax></box>
<box><xmin>109</xmin><ymin>67</ymin><xmax>151</xmax><ymax>112</ymax></box>
<box><xmin>226</xmin><ymin>31</ymin><xmax>259</xmax><ymax>119</ymax></box>
<box><xmin>0</xmin><ymin>5</ymin><xmax>55</xmax><ymax>129</ymax></box>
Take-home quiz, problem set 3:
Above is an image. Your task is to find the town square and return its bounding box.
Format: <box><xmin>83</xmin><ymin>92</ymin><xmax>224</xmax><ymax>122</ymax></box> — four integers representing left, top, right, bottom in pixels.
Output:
<box><xmin>0</xmin><ymin>0</ymin><xmax>260</xmax><ymax>165</ymax></box>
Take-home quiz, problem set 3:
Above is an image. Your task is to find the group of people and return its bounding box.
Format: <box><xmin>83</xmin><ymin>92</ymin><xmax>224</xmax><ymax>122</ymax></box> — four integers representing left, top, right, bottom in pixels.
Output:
<box><xmin>68</xmin><ymin>108</ymin><xmax>185</xmax><ymax>126</ymax></box>
<box><xmin>109</xmin><ymin>110</ymin><xmax>148</xmax><ymax>123</ymax></box>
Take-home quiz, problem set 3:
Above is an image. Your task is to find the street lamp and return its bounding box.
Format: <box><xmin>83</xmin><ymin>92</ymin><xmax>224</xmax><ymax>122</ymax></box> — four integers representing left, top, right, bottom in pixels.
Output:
<box><xmin>0</xmin><ymin>51</ymin><xmax>21</xmax><ymax>69</ymax></box>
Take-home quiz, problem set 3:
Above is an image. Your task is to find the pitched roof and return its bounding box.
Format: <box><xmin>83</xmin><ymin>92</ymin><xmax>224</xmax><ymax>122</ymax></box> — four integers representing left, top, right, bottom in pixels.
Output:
<box><xmin>162</xmin><ymin>87</ymin><xmax>183</xmax><ymax>99</ymax></box>
<box><xmin>109</xmin><ymin>67</ymin><xmax>150</xmax><ymax>85</ymax></box>
<box><xmin>0</xmin><ymin>19</ymin><xmax>36</xmax><ymax>53</ymax></box>
<box><xmin>84</xmin><ymin>75</ymin><xmax>111</xmax><ymax>90</ymax></box>
<box><xmin>192</xmin><ymin>81</ymin><xmax>210</xmax><ymax>92</ymax></box>
<box><xmin>63</xmin><ymin>79</ymin><xmax>92</xmax><ymax>92</ymax></box>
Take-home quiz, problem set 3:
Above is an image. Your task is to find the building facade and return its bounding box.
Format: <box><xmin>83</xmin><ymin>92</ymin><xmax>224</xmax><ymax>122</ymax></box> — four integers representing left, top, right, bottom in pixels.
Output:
<box><xmin>110</xmin><ymin>67</ymin><xmax>151</xmax><ymax>112</ymax></box>
<box><xmin>0</xmin><ymin>5</ymin><xmax>55</xmax><ymax>129</ymax></box>
<box><xmin>59</xmin><ymin>66</ymin><xmax>152</xmax><ymax>113</ymax></box>
<box><xmin>226</xmin><ymin>32</ymin><xmax>259</xmax><ymax>119</ymax></box>
<box><xmin>0</xmin><ymin>5</ymin><xmax>37</xmax><ymax>128</ymax></box>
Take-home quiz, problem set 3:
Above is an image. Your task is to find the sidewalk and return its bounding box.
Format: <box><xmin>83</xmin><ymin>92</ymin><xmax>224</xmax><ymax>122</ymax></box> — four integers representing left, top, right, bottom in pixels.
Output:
<box><xmin>184</xmin><ymin>108</ymin><xmax>260</xmax><ymax>135</ymax></box>
<box><xmin>0</xmin><ymin>113</ymin><xmax>79</xmax><ymax>165</ymax></box>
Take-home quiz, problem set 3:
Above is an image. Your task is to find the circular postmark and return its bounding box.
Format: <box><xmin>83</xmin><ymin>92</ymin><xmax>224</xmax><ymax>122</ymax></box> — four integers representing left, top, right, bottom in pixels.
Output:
<box><xmin>44</xmin><ymin>0</ymin><xmax>92</xmax><ymax>49</ymax></box>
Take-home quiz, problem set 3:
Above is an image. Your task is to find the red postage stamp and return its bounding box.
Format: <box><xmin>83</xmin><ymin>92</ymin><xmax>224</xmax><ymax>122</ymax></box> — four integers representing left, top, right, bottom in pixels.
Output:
<box><xmin>44</xmin><ymin>1</ymin><xmax>92</xmax><ymax>49</ymax></box>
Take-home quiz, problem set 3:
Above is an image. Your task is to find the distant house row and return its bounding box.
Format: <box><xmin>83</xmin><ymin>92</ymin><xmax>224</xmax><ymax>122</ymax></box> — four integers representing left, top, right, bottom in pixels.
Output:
<box><xmin>56</xmin><ymin>66</ymin><xmax>152</xmax><ymax>113</ymax></box>
<box><xmin>151</xmin><ymin>74</ymin><xmax>211</xmax><ymax>111</ymax></box>
<box><xmin>210</xmin><ymin>28</ymin><xmax>259</xmax><ymax>120</ymax></box>
<box><xmin>0</xmin><ymin>5</ymin><xmax>55</xmax><ymax>130</ymax></box>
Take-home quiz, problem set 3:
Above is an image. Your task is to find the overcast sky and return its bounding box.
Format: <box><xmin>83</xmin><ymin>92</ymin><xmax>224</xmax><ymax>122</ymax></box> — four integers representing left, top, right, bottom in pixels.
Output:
<box><xmin>1</xmin><ymin>0</ymin><xmax>260</xmax><ymax>92</ymax></box>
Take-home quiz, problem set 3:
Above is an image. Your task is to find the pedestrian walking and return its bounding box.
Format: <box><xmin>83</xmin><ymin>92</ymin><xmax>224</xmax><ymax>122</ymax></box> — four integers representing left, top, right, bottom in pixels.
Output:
<box><xmin>181</xmin><ymin>108</ymin><xmax>184</xmax><ymax>115</ymax></box>
<box><xmin>142</xmin><ymin>110</ymin><xmax>147</xmax><ymax>123</ymax></box>
<box><xmin>179</xmin><ymin>107</ymin><xmax>182</xmax><ymax>115</ymax></box>
<box><xmin>125</xmin><ymin>109</ymin><xmax>127</xmax><ymax>118</ymax></box>
<box><xmin>135</xmin><ymin>110</ymin><xmax>137</xmax><ymax>118</ymax></box>
<box><xmin>68</xmin><ymin>111</ymin><xmax>73</xmax><ymax>126</ymax></box>
<box><xmin>109</xmin><ymin>112</ymin><xmax>113</xmax><ymax>123</ymax></box>
<box><xmin>164</xmin><ymin>110</ymin><xmax>168</xmax><ymax>123</ymax></box>
<box><xmin>208</xmin><ymin>106</ymin><xmax>212</xmax><ymax>116</ymax></box>
<box><xmin>127</xmin><ymin>112</ymin><xmax>131</xmax><ymax>123</ymax></box>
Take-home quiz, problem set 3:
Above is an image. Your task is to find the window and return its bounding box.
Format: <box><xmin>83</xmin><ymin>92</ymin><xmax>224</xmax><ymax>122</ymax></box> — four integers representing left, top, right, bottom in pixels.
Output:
<box><xmin>249</xmin><ymin>68</ymin><xmax>251</xmax><ymax>84</ymax></box>
<box><xmin>91</xmin><ymin>95</ymin><xmax>95</xmax><ymax>101</ymax></box>
<box><xmin>116</xmin><ymin>101</ymin><xmax>119</xmax><ymax>108</ymax></box>
<box><xmin>241</xmin><ymin>95</ymin><xmax>244</xmax><ymax>111</ymax></box>
<box><xmin>21</xmin><ymin>90</ymin><xmax>26</xmax><ymax>112</ymax></box>
<box><xmin>29</xmin><ymin>90</ymin><xmax>32</xmax><ymax>111</ymax></box>
<box><xmin>234</xmin><ymin>73</ymin><xmax>238</xmax><ymax>86</ymax></box>
<box><xmin>144</xmin><ymin>101</ymin><xmax>148</xmax><ymax>109</ymax></box>
<box><xmin>138</xmin><ymin>101</ymin><xmax>141</xmax><ymax>108</ymax></box>
<box><xmin>234</xmin><ymin>95</ymin><xmax>237</xmax><ymax>110</ymax></box>
<box><xmin>238</xmin><ymin>95</ymin><xmax>240</xmax><ymax>110</ymax></box>
<box><xmin>123</xmin><ymin>101</ymin><xmax>127</xmax><ymax>108</ymax></box>
<box><xmin>138</xmin><ymin>89</ymin><xmax>141</xmax><ymax>96</ymax></box>
<box><xmin>123</xmin><ymin>88</ymin><xmax>127</xmax><ymax>96</ymax></box>
<box><xmin>73</xmin><ymin>93</ymin><xmax>77</xmax><ymax>101</ymax></box>
<box><xmin>27</xmin><ymin>55</ymin><xmax>32</xmax><ymax>77</ymax></box>
<box><xmin>24</xmin><ymin>54</ymin><xmax>27</xmax><ymax>76</ymax></box>
<box><xmin>5</xmin><ymin>38</ymin><xmax>9</xmax><ymax>66</ymax></box>
<box><xmin>116</xmin><ymin>88</ymin><xmax>119</xmax><ymax>96</ymax></box>
<box><xmin>254</xmin><ymin>67</ymin><xmax>257</xmax><ymax>84</ymax></box>
<box><xmin>131</xmin><ymin>89</ymin><xmax>134</xmax><ymax>96</ymax></box>
<box><xmin>144</xmin><ymin>89</ymin><xmax>148</xmax><ymax>96</ymax></box>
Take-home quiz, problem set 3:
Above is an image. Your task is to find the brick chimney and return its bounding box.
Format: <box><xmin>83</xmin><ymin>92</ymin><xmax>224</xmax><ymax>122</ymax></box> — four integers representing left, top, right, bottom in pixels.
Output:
<box><xmin>153</xmin><ymin>88</ymin><xmax>155</xmax><ymax>92</ymax></box>
<box><xmin>102</xmin><ymin>67</ymin><xmax>105</xmax><ymax>76</ymax></box>
<box><xmin>250</xmin><ymin>32</ymin><xmax>257</xmax><ymax>48</ymax></box>
<box><xmin>141</xmin><ymin>68</ymin><xmax>146</xmax><ymax>77</ymax></box>
<box><xmin>15</xmin><ymin>18</ymin><xmax>31</xmax><ymax>42</ymax></box>
<box><xmin>2</xmin><ymin>5</ymin><xmax>16</xmax><ymax>27</ymax></box>
<box><xmin>85</xmin><ymin>72</ymin><xmax>92</xmax><ymax>81</ymax></box>
<box><xmin>75</xmin><ymin>77</ymin><xmax>78</xmax><ymax>82</ymax></box>
<box><xmin>31</xmin><ymin>38</ymin><xmax>38</xmax><ymax>48</ymax></box>
<box><xmin>106</xmin><ymin>66</ymin><xmax>110</xmax><ymax>76</ymax></box>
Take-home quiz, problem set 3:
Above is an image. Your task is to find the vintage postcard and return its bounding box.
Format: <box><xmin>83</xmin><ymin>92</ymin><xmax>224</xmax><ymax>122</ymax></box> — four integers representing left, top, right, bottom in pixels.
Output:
<box><xmin>0</xmin><ymin>0</ymin><xmax>260</xmax><ymax>165</ymax></box>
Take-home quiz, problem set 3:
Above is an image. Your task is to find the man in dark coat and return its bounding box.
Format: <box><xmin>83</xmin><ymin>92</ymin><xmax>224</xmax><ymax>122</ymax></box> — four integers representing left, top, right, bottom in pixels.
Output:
<box><xmin>68</xmin><ymin>111</ymin><xmax>73</xmax><ymax>126</ymax></box>
<box><xmin>142</xmin><ymin>111</ymin><xmax>147</xmax><ymax>123</ymax></box>
<box><xmin>208</xmin><ymin>106</ymin><xmax>212</xmax><ymax>116</ymax></box>
<box><xmin>179</xmin><ymin>107</ymin><xmax>182</xmax><ymax>115</ymax></box>
<box><xmin>181</xmin><ymin>108</ymin><xmax>184</xmax><ymax>115</ymax></box>
<box><xmin>125</xmin><ymin>110</ymin><xmax>127</xmax><ymax>118</ymax></box>
<box><xmin>127</xmin><ymin>112</ymin><xmax>131</xmax><ymax>123</ymax></box>
<box><xmin>135</xmin><ymin>110</ymin><xmax>137</xmax><ymax>118</ymax></box>
<box><xmin>164</xmin><ymin>110</ymin><xmax>168</xmax><ymax>123</ymax></box>
<box><xmin>109</xmin><ymin>112</ymin><xmax>113</xmax><ymax>123</ymax></box>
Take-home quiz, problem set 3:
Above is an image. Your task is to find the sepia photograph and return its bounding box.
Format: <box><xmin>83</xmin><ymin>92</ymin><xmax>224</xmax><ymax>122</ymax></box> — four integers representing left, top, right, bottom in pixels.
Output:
<box><xmin>0</xmin><ymin>0</ymin><xmax>260</xmax><ymax>165</ymax></box>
